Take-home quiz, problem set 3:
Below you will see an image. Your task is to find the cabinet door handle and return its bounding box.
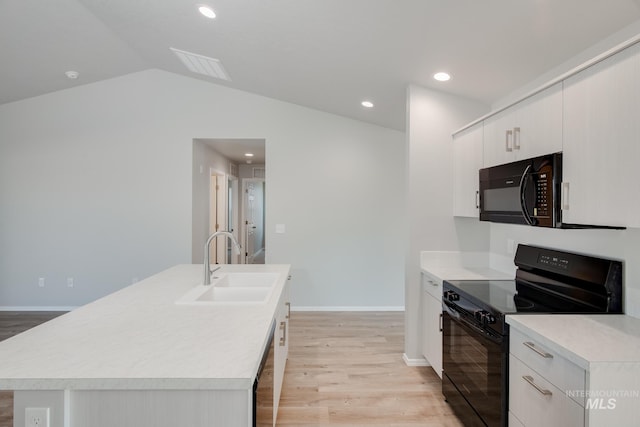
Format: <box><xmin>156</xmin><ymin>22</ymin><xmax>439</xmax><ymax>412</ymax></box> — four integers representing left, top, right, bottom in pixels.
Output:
<box><xmin>522</xmin><ymin>375</ymin><xmax>553</xmax><ymax>396</ymax></box>
<box><xmin>286</xmin><ymin>302</ymin><xmax>291</xmax><ymax>319</ymax></box>
<box><xmin>505</xmin><ymin>129</ymin><xmax>513</xmax><ymax>152</ymax></box>
<box><xmin>475</xmin><ymin>190</ymin><xmax>480</xmax><ymax>209</ymax></box>
<box><xmin>439</xmin><ymin>313</ymin><xmax>443</xmax><ymax>332</ymax></box>
<box><xmin>562</xmin><ymin>182</ymin><xmax>570</xmax><ymax>210</ymax></box>
<box><xmin>523</xmin><ymin>341</ymin><xmax>553</xmax><ymax>358</ymax></box>
<box><xmin>279</xmin><ymin>321</ymin><xmax>287</xmax><ymax>346</ymax></box>
<box><xmin>513</xmin><ymin>127</ymin><xmax>521</xmax><ymax>150</ymax></box>
<box><xmin>428</xmin><ymin>280</ymin><xmax>438</xmax><ymax>287</ymax></box>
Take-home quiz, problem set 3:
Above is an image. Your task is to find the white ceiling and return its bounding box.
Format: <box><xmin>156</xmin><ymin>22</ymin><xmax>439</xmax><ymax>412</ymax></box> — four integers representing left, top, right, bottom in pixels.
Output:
<box><xmin>196</xmin><ymin>138</ymin><xmax>266</xmax><ymax>164</ymax></box>
<box><xmin>2</xmin><ymin>0</ymin><xmax>640</xmax><ymax>131</ymax></box>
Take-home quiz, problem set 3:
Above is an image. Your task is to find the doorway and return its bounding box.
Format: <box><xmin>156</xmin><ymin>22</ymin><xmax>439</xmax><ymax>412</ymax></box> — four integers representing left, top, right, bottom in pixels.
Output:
<box><xmin>242</xmin><ymin>178</ymin><xmax>266</xmax><ymax>264</ymax></box>
<box><xmin>191</xmin><ymin>138</ymin><xmax>266</xmax><ymax>265</ymax></box>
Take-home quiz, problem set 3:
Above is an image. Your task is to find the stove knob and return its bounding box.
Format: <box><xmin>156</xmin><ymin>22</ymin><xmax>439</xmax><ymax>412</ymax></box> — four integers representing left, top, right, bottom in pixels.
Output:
<box><xmin>474</xmin><ymin>310</ymin><xmax>486</xmax><ymax>323</ymax></box>
<box><xmin>485</xmin><ymin>313</ymin><xmax>496</xmax><ymax>325</ymax></box>
<box><xmin>446</xmin><ymin>291</ymin><xmax>460</xmax><ymax>302</ymax></box>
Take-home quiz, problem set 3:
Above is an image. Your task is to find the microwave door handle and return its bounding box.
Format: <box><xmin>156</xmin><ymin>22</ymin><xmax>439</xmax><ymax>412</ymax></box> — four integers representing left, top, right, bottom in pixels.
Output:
<box><xmin>519</xmin><ymin>164</ymin><xmax>535</xmax><ymax>225</ymax></box>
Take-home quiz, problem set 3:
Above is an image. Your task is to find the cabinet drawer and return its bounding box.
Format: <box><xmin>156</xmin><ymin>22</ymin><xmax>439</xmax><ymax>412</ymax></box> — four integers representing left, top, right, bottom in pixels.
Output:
<box><xmin>421</xmin><ymin>272</ymin><xmax>442</xmax><ymax>299</ymax></box>
<box><xmin>509</xmin><ymin>355</ymin><xmax>585</xmax><ymax>427</ymax></box>
<box><xmin>510</xmin><ymin>328</ymin><xmax>585</xmax><ymax>406</ymax></box>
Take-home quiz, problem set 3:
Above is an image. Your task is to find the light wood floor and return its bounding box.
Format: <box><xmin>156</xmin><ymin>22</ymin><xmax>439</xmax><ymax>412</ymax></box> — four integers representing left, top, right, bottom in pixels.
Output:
<box><xmin>0</xmin><ymin>311</ymin><xmax>65</xmax><ymax>427</ymax></box>
<box><xmin>277</xmin><ymin>312</ymin><xmax>463</xmax><ymax>426</ymax></box>
<box><xmin>0</xmin><ymin>311</ymin><xmax>463</xmax><ymax>427</ymax></box>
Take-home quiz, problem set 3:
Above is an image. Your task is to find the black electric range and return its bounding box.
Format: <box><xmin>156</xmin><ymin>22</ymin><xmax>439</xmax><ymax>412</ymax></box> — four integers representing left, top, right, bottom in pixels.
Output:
<box><xmin>441</xmin><ymin>244</ymin><xmax>623</xmax><ymax>427</ymax></box>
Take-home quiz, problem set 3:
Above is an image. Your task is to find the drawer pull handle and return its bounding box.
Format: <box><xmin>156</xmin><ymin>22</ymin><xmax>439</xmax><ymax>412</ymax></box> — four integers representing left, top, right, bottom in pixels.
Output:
<box><xmin>429</xmin><ymin>280</ymin><xmax>438</xmax><ymax>287</ymax></box>
<box><xmin>523</xmin><ymin>341</ymin><xmax>553</xmax><ymax>358</ymax></box>
<box><xmin>279</xmin><ymin>321</ymin><xmax>287</xmax><ymax>346</ymax></box>
<box><xmin>522</xmin><ymin>375</ymin><xmax>553</xmax><ymax>396</ymax></box>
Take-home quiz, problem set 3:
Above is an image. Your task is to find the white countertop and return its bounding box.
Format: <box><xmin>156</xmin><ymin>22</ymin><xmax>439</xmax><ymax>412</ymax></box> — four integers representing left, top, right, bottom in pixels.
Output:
<box><xmin>0</xmin><ymin>264</ymin><xmax>290</xmax><ymax>391</ymax></box>
<box><xmin>506</xmin><ymin>314</ymin><xmax>640</xmax><ymax>369</ymax></box>
<box><xmin>420</xmin><ymin>250</ymin><xmax>514</xmax><ymax>282</ymax></box>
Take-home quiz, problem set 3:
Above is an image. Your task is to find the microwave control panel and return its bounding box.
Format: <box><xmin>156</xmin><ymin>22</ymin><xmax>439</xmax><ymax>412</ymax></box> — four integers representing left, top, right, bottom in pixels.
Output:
<box><xmin>533</xmin><ymin>165</ymin><xmax>553</xmax><ymax>220</ymax></box>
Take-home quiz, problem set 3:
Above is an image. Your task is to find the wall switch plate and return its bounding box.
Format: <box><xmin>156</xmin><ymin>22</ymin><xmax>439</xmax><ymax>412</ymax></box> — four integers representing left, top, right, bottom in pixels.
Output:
<box><xmin>67</xmin><ymin>277</ymin><xmax>74</xmax><ymax>288</ymax></box>
<box><xmin>275</xmin><ymin>224</ymin><xmax>286</xmax><ymax>234</ymax></box>
<box><xmin>507</xmin><ymin>238</ymin><xmax>515</xmax><ymax>255</ymax></box>
<box><xmin>38</xmin><ymin>278</ymin><xmax>45</xmax><ymax>288</ymax></box>
<box><xmin>25</xmin><ymin>407</ymin><xmax>50</xmax><ymax>427</ymax></box>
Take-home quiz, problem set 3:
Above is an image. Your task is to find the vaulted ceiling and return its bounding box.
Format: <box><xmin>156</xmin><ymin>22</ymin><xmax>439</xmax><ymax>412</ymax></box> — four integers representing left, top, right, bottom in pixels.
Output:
<box><xmin>2</xmin><ymin>0</ymin><xmax>640</xmax><ymax>130</ymax></box>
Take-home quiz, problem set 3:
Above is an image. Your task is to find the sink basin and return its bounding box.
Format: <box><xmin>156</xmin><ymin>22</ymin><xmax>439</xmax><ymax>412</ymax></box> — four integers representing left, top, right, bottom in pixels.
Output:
<box><xmin>196</xmin><ymin>286</ymin><xmax>271</xmax><ymax>302</ymax></box>
<box><xmin>175</xmin><ymin>272</ymin><xmax>279</xmax><ymax>305</ymax></box>
<box><xmin>212</xmin><ymin>272</ymin><xmax>279</xmax><ymax>288</ymax></box>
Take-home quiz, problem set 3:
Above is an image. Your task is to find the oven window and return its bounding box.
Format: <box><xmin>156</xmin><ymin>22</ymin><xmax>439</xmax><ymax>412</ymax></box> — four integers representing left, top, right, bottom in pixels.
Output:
<box><xmin>483</xmin><ymin>187</ymin><xmax>520</xmax><ymax>212</ymax></box>
<box><xmin>443</xmin><ymin>311</ymin><xmax>505</xmax><ymax>427</ymax></box>
<box><xmin>449</xmin><ymin>321</ymin><xmax>490</xmax><ymax>393</ymax></box>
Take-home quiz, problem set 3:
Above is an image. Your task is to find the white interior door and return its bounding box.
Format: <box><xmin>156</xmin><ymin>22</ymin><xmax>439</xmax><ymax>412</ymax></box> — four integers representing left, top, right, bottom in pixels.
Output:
<box><xmin>209</xmin><ymin>170</ymin><xmax>228</xmax><ymax>264</ymax></box>
<box><xmin>242</xmin><ymin>178</ymin><xmax>265</xmax><ymax>264</ymax></box>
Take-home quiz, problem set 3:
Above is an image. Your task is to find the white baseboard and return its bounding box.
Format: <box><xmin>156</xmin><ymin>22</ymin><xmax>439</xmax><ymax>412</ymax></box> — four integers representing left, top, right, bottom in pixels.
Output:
<box><xmin>0</xmin><ymin>306</ymin><xmax>76</xmax><ymax>312</ymax></box>
<box><xmin>292</xmin><ymin>306</ymin><xmax>404</xmax><ymax>312</ymax></box>
<box><xmin>403</xmin><ymin>353</ymin><xmax>430</xmax><ymax>367</ymax></box>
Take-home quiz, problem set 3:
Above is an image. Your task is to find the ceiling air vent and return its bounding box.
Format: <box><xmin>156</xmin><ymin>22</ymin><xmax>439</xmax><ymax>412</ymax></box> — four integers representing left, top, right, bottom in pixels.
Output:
<box><xmin>170</xmin><ymin>47</ymin><xmax>231</xmax><ymax>81</ymax></box>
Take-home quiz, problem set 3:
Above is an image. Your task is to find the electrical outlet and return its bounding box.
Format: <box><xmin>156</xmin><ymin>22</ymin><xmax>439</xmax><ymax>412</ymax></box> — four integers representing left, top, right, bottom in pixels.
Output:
<box><xmin>38</xmin><ymin>278</ymin><xmax>45</xmax><ymax>288</ymax></box>
<box><xmin>25</xmin><ymin>407</ymin><xmax>49</xmax><ymax>427</ymax></box>
<box><xmin>67</xmin><ymin>277</ymin><xmax>74</xmax><ymax>288</ymax></box>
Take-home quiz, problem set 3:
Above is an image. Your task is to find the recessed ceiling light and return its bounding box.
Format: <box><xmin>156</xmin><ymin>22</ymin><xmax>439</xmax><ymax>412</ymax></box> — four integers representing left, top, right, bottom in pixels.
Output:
<box><xmin>198</xmin><ymin>5</ymin><xmax>216</xmax><ymax>19</ymax></box>
<box><xmin>361</xmin><ymin>101</ymin><xmax>374</xmax><ymax>108</ymax></box>
<box><xmin>434</xmin><ymin>72</ymin><xmax>451</xmax><ymax>82</ymax></box>
<box><xmin>244</xmin><ymin>153</ymin><xmax>254</xmax><ymax>157</ymax></box>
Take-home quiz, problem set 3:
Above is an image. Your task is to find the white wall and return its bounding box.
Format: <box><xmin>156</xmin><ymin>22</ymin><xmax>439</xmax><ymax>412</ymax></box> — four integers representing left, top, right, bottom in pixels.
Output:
<box><xmin>405</xmin><ymin>85</ymin><xmax>490</xmax><ymax>360</ymax></box>
<box><xmin>0</xmin><ymin>69</ymin><xmax>405</xmax><ymax>309</ymax></box>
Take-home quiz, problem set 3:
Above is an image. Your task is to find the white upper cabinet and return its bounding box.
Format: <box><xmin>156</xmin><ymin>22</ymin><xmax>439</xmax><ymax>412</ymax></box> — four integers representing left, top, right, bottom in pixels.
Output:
<box><xmin>562</xmin><ymin>42</ymin><xmax>640</xmax><ymax>227</ymax></box>
<box><xmin>483</xmin><ymin>83</ymin><xmax>563</xmax><ymax>168</ymax></box>
<box><xmin>453</xmin><ymin>123</ymin><xmax>483</xmax><ymax>217</ymax></box>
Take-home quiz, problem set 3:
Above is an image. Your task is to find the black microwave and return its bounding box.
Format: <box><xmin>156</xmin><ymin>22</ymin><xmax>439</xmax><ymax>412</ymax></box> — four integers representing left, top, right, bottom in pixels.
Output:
<box><xmin>479</xmin><ymin>153</ymin><xmax>562</xmax><ymax>227</ymax></box>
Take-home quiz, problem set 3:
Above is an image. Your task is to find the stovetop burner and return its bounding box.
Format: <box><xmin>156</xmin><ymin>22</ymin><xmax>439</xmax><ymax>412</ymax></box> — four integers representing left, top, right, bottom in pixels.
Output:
<box><xmin>443</xmin><ymin>279</ymin><xmax>517</xmax><ymax>314</ymax></box>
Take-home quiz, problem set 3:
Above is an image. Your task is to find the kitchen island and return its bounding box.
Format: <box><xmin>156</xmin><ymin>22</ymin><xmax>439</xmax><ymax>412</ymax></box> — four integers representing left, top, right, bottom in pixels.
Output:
<box><xmin>0</xmin><ymin>263</ymin><xmax>291</xmax><ymax>427</ymax></box>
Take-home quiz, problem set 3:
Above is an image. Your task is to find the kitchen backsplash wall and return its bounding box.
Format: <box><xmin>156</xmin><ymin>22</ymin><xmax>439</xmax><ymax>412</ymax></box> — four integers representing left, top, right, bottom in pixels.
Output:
<box><xmin>490</xmin><ymin>223</ymin><xmax>640</xmax><ymax>318</ymax></box>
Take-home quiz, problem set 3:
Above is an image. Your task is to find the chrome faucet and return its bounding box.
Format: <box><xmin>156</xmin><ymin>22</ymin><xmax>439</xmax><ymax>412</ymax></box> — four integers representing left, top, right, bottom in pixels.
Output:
<box><xmin>203</xmin><ymin>231</ymin><xmax>242</xmax><ymax>285</ymax></box>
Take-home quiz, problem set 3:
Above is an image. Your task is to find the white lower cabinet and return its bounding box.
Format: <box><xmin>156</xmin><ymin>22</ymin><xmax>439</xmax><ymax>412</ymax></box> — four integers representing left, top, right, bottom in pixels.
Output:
<box><xmin>509</xmin><ymin>355</ymin><xmax>585</xmax><ymax>427</ymax></box>
<box><xmin>509</xmin><ymin>328</ymin><xmax>586</xmax><ymax>427</ymax></box>
<box><xmin>273</xmin><ymin>278</ymin><xmax>291</xmax><ymax>425</ymax></box>
<box><xmin>508</xmin><ymin>315</ymin><xmax>640</xmax><ymax>427</ymax></box>
<box><xmin>421</xmin><ymin>272</ymin><xmax>442</xmax><ymax>378</ymax></box>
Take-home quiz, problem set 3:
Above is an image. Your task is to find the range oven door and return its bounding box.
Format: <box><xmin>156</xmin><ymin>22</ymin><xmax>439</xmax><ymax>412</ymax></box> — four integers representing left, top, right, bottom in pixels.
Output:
<box><xmin>442</xmin><ymin>303</ymin><xmax>508</xmax><ymax>427</ymax></box>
